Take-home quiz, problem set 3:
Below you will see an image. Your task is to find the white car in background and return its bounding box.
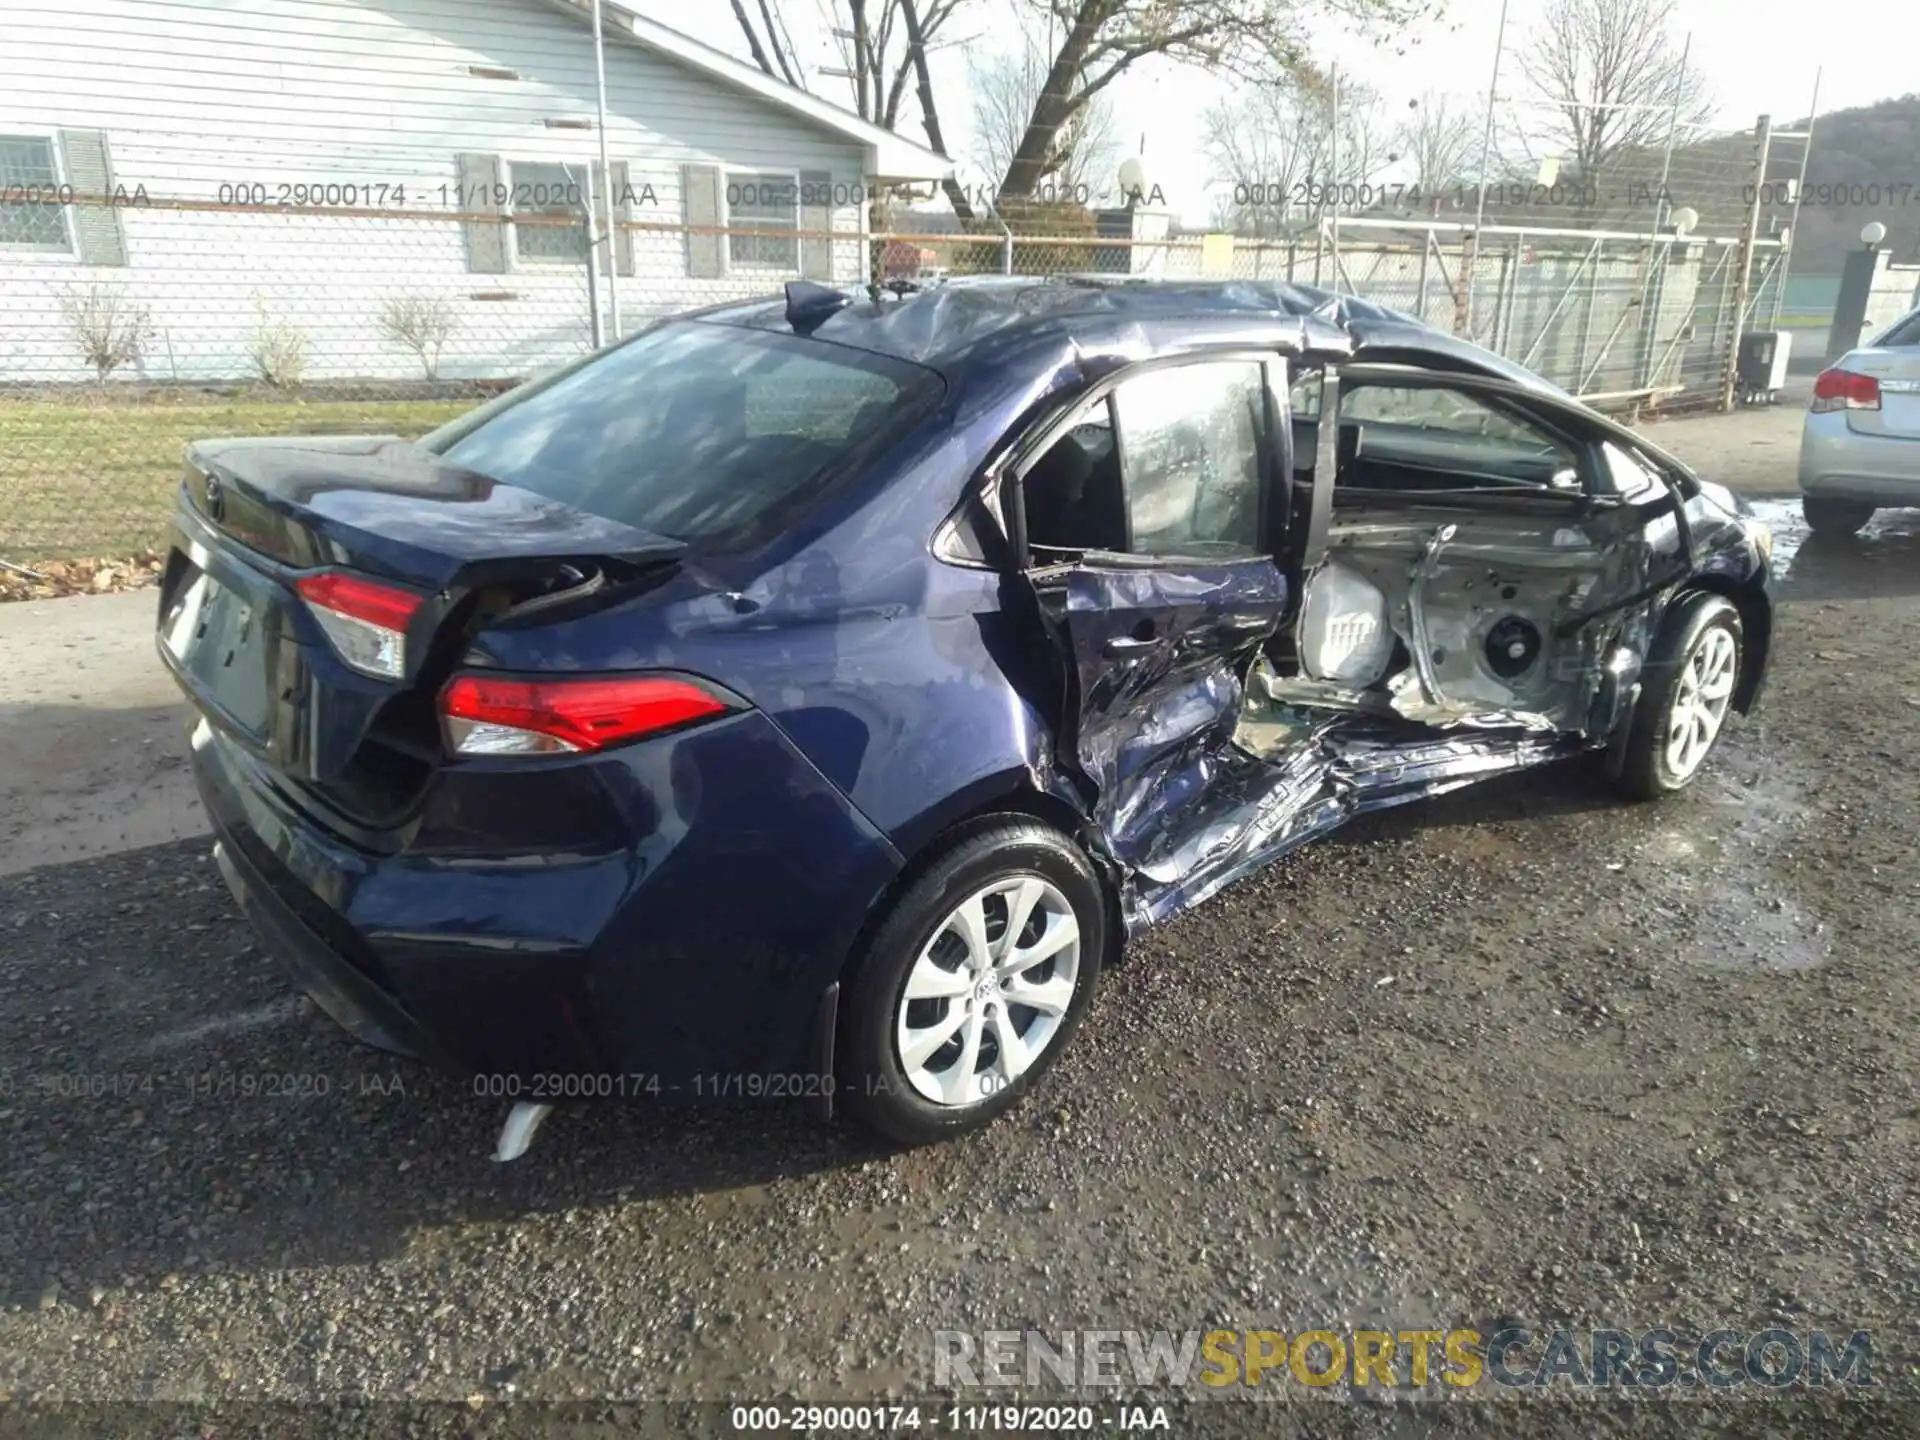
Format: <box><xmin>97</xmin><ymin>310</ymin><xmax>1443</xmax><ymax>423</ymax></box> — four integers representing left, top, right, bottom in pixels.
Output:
<box><xmin>1799</xmin><ymin>307</ymin><xmax>1920</xmax><ymax>535</ymax></box>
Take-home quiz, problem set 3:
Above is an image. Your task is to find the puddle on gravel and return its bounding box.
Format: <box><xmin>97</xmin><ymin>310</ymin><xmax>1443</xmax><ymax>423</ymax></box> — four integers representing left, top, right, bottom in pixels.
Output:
<box><xmin>1625</xmin><ymin>761</ymin><xmax>1831</xmax><ymax>972</ymax></box>
<box><xmin>1747</xmin><ymin>497</ymin><xmax>1920</xmax><ymax>585</ymax></box>
<box><xmin>1747</xmin><ymin>497</ymin><xmax>1811</xmax><ymax>574</ymax></box>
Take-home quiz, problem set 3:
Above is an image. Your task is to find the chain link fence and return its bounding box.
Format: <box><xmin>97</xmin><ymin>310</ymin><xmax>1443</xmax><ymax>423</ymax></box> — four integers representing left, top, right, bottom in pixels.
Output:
<box><xmin>1</xmin><ymin>127</ymin><xmax>1789</xmax><ymax>571</ymax></box>
<box><xmin>0</xmin><ymin>191</ymin><xmax>876</xmax><ymax>569</ymax></box>
<box><xmin>952</xmin><ymin>216</ymin><xmax>1786</xmax><ymax>410</ymax></box>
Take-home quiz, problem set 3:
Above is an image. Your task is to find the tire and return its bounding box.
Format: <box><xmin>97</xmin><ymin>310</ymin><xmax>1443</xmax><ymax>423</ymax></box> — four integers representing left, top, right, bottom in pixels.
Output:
<box><xmin>1802</xmin><ymin>497</ymin><xmax>1874</xmax><ymax>537</ymax></box>
<box><xmin>1615</xmin><ymin>594</ymin><xmax>1743</xmax><ymax>801</ymax></box>
<box><xmin>837</xmin><ymin>820</ymin><xmax>1106</xmax><ymax>1145</ymax></box>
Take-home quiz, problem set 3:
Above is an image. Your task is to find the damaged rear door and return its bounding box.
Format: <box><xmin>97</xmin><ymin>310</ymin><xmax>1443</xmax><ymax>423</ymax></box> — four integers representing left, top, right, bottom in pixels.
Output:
<box><xmin>1011</xmin><ymin>354</ymin><xmax>1292</xmax><ymax>893</ymax></box>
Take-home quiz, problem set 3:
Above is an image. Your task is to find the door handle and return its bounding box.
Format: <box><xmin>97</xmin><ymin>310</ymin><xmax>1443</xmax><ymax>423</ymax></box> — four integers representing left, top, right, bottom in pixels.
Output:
<box><xmin>1102</xmin><ymin>635</ymin><xmax>1159</xmax><ymax>657</ymax></box>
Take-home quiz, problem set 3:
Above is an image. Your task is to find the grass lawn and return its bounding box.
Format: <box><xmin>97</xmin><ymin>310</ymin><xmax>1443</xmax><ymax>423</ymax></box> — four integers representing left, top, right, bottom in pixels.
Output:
<box><xmin>0</xmin><ymin>396</ymin><xmax>479</xmax><ymax>562</ymax></box>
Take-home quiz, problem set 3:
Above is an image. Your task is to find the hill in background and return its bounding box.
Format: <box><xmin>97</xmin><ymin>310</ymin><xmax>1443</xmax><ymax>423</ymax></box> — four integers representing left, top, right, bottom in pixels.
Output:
<box><xmin>1773</xmin><ymin>92</ymin><xmax>1920</xmax><ymax>273</ymax></box>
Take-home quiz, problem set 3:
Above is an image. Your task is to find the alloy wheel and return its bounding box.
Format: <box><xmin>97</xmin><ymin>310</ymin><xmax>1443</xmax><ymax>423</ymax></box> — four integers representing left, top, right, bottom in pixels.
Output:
<box><xmin>894</xmin><ymin>875</ymin><xmax>1081</xmax><ymax>1107</ymax></box>
<box><xmin>1665</xmin><ymin>624</ymin><xmax>1737</xmax><ymax>780</ymax></box>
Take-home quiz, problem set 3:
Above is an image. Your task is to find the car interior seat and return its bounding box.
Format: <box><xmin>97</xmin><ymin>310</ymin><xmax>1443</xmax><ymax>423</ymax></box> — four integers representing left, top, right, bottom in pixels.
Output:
<box><xmin>1025</xmin><ymin>428</ymin><xmax>1126</xmax><ymax>552</ymax></box>
<box><xmin>1024</xmin><ymin>436</ymin><xmax>1093</xmax><ymax>550</ymax></box>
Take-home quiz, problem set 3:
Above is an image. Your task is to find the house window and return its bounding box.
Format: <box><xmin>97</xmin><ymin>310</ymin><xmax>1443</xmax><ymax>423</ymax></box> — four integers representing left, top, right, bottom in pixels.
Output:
<box><xmin>510</xmin><ymin>161</ymin><xmax>586</xmax><ymax>264</ymax></box>
<box><xmin>0</xmin><ymin>136</ymin><xmax>71</xmax><ymax>251</ymax></box>
<box><xmin>726</xmin><ymin>172</ymin><xmax>798</xmax><ymax>270</ymax></box>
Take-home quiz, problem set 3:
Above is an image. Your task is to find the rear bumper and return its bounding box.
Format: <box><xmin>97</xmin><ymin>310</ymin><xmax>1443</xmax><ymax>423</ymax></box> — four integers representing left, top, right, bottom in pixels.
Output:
<box><xmin>212</xmin><ymin>835</ymin><xmax>451</xmax><ymax>1067</ymax></box>
<box><xmin>190</xmin><ymin>707</ymin><xmax>903</xmax><ymax>1087</ymax></box>
<box><xmin>1799</xmin><ymin>412</ymin><xmax>1920</xmax><ymax>504</ymax></box>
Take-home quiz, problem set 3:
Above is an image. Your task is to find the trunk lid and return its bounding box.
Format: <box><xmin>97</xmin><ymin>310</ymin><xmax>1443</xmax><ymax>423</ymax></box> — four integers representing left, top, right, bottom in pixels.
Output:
<box><xmin>161</xmin><ymin>436</ymin><xmax>684</xmax><ymax>826</ymax></box>
<box><xmin>184</xmin><ymin>435</ymin><xmax>684</xmax><ymax>586</ymax></box>
<box><xmin>1840</xmin><ymin>346</ymin><xmax>1920</xmax><ymax>440</ymax></box>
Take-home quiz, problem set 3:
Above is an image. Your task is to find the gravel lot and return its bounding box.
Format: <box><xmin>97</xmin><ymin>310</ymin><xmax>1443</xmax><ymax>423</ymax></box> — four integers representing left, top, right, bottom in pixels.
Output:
<box><xmin>2</xmin><ymin>400</ymin><xmax>1918</xmax><ymax>1433</ymax></box>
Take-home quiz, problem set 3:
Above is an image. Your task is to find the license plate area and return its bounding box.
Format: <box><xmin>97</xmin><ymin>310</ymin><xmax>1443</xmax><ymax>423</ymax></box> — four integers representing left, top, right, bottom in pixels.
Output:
<box><xmin>160</xmin><ymin>559</ymin><xmax>279</xmax><ymax>743</ymax></box>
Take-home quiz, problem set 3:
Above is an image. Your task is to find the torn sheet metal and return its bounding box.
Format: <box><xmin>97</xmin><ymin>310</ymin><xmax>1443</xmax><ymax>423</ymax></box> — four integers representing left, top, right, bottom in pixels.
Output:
<box><xmin>1126</xmin><ymin>701</ymin><xmax>1581</xmax><ymax>926</ymax></box>
<box><xmin>1055</xmin><ymin>512</ymin><xmax>1669</xmax><ymax>930</ymax></box>
<box><xmin>1379</xmin><ymin>669</ymin><xmax>1560</xmax><ymax>731</ymax></box>
<box><xmin>1029</xmin><ymin>557</ymin><xmax>1291</xmax><ymax>888</ymax></box>
<box><xmin>1031</xmin><ymin>508</ymin><xmax>1670</xmax><ymax>930</ymax></box>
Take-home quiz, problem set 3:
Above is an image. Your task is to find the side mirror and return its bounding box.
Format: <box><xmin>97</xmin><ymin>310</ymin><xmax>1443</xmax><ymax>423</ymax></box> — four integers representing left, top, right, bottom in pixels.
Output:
<box><xmin>1549</xmin><ymin>467</ymin><xmax>1580</xmax><ymax>492</ymax></box>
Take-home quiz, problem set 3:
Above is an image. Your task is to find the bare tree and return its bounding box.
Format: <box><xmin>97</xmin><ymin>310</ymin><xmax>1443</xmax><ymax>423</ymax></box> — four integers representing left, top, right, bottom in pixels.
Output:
<box><xmin>56</xmin><ymin>283</ymin><xmax>153</xmax><ymax>383</ymax></box>
<box><xmin>731</xmin><ymin>0</ymin><xmax>1432</xmax><ymax>217</ymax></box>
<box><xmin>1204</xmin><ymin>72</ymin><xmax>1387</xmax><ymax>236</ymax></box>
<box><xmin>378</xmin><ymin>294</ymin><xmax>459</xmax><ymax>380</ymax></box>
<box><xmin>728</xmin><ymin>0</ymin><xmax>978</xmax><ymax>220</ymax></box>
<box><xmin>1204</xmin><ymin>79</ymin><xmax>1321</xmax><ymax>237</ymax></box>
<box><xmin>991</xmin><ymin>0</ymin><xmax>1433</xmax><ymax>204</ymax></box>
<box><xmin>971</xmin><ymin>16</ymin><xmax>1122</xmax><ymax>198</ymax></box>
<box><xmin>728</xmin><ymin>0</ymin><xmax>804</xmax><ymax>88</ymax></box>
<box><xmin>1330</xmin><ymin>80</ymin><xmax>1388</xmax><ymax>196</ymax></box>
<box><xmin>899</xmin><ymin>0</ymin><xmax>978</xmax><ymax>219</ymax></box>
<box><xmin>1515</xmin><ymin>0</ymin><xmax>1712</xmax><ymax>181</ymax></box>
<box><xmin>1395</xmin><ymin>91</ymin><xmax>1481</xmax><ymax>197</ymax></box>
<box><xmin>828</xmin><ymin>0</ymin><xmax>970</xmax><ymax>131</ymax></box>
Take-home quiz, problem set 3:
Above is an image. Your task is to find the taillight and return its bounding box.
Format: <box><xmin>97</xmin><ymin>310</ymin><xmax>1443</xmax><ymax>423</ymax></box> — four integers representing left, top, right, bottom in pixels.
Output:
<box><xmin>1811</xmin><ymin>367</ymin><xmax>1881</xmax><ymax>413</ymax></box>
<box><xmin>439</xmin><ymin>674</ymin><xmax>734</xmax><ymax>755</ymax></box>
<box><xmin>295</xmin><ymin>572</ymin><xmax>427</xmax><ymax>680</ymax></box>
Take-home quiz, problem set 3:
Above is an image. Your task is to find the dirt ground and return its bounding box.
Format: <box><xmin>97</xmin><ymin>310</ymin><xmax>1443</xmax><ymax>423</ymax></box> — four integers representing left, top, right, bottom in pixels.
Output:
<box><xmin>2</xmin><ymin>396</ymin><xmax>1918</xmax><ymax>1433</ymax></box>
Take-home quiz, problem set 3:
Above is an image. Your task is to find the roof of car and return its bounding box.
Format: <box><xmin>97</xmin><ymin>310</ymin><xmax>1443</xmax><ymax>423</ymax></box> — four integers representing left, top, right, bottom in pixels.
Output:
<box><xmin>692</xmin><ymin>276</ymin><xmax>1567</xmax><ymax>396</ymax></box>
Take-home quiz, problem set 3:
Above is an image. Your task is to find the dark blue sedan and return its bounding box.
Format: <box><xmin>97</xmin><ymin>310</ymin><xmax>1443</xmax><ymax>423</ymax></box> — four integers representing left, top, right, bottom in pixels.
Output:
<box><xmin>158</xmin><ymin>278</ymin><xmax>1774</xmax><ymax>1146</ymax></box>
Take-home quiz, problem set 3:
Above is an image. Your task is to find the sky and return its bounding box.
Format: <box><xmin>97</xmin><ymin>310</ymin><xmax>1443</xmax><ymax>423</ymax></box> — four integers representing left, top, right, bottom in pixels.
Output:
<box><xmin>636</xmin><ymin>0</ymin><xmax>1919</xmax><ymax>226</ymax></box>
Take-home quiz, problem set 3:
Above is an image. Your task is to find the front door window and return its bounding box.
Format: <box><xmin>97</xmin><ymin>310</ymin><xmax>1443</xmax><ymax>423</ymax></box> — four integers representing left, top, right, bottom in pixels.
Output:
<box><xmin>1113</xmin><ymin>361</ymin><xmax>1267</xmax><ymax>558</ymax></box>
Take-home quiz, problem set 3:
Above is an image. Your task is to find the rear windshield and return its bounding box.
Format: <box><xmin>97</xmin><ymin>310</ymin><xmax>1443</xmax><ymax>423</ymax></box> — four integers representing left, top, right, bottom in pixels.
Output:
<box><xmin>422</xmin><ymin>321</ymin><xmax>942</xmax><ymax>548</ymax></box>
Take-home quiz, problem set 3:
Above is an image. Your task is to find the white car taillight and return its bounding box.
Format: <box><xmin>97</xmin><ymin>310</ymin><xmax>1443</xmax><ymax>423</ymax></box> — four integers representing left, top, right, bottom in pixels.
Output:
<box><xmin>439</xmin><ymin>674</ymin><xmax>734</xmax><ymax>756</ymax></box>
<box><xmin>294</xmin><ymin>572</ymin><xmax>426</xmax><ymax>680</ymax></box>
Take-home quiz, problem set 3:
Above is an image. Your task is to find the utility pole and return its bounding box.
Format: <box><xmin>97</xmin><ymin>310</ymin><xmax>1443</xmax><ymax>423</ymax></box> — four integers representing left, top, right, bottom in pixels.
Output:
<box><xmin>1721</xmin><ymin>114</ymin><xmax>1773</xmax><ymax>411</ymax></box>
<box><xmin>1463</xmin><ymin>0</ymin><xmax>1510</xmax><ymax>339</ymax></box>
<box><xmin>1771</xmin><ymin>69</ymin><xmax>1822</xmax><ymax>329</ymax></box>
<box><xmin>591</xmin><ymin>0</ymin><xmax>621</xmax><ymax>340</ymax></box>
<box><xmin>1328</xmin><ymin>65</ymin><xmax>1340</xmax><ymax>295</ymax></box>
<box><xmin>1636</xmin><ymin>33</ymin><xmax>1692</xmax><ymax>393</ymax></box>
<box><xmin>579</xmin><ymin>162</ymin><xmax>602</xmax><ymax>349</ymax></box>
<box><xmin>1650</xmin><ymin>33</ymin><xmax>1692</xmax><ymax>235</ymax></box>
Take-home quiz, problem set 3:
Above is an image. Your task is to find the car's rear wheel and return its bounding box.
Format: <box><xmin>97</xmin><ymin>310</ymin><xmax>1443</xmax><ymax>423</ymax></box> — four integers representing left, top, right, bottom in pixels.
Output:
<box><xmin>1615</xmin><ymin>594</ymin><xmax>1743</xmax><ymax>800</ymax></box>
<box><xmin>837</xmin><ymin>820</ymin><xmax>1105</xmax><ymax>1145</ymax></box>
<box><xmin>1802</xmin><ymin>496</ymin><xmax>1875</xmax><ymax>536</ymax></box>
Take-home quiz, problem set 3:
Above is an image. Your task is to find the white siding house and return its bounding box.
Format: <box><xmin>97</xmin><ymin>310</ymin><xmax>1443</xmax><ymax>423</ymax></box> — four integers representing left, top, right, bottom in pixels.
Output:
<box><xmin>0</xmin><ymin>0</ymin><xmax>950</xmax><ymax>383</ymax></box>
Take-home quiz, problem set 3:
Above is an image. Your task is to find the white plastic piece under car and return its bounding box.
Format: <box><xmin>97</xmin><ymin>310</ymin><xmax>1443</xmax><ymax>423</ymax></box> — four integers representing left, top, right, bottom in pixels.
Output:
<box><xmin>493</xmin><ymin>1101</ymin><xmax>554</xmax><ymax>1162</ymax></box>
<box><xmin>1298</xmin><ymin>561</ymin><xmax>1396</xmax><ymax>687</ymax></box>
